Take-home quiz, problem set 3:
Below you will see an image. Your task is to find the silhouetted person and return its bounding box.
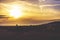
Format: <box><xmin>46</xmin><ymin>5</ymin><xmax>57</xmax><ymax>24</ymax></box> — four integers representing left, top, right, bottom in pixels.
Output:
<box><xmin>16</xmin><ymin>24</ymin><xmax>19</xmax><ymax>30</ymax></box>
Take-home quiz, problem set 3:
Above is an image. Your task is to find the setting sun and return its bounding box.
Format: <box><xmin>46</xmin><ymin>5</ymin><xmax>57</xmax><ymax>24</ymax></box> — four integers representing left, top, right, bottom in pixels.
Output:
<box><xmin>9</xmin><ymin>4</ymin><xmax>23</xmax><ymax>18</ymax></box>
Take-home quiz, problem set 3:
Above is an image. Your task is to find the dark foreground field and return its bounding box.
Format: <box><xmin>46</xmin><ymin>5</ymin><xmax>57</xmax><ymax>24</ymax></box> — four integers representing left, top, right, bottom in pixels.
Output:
<box><xmin>0</xmin><ymin>21</ymin><xmax>60</xmax><ymax>40</ymax></box>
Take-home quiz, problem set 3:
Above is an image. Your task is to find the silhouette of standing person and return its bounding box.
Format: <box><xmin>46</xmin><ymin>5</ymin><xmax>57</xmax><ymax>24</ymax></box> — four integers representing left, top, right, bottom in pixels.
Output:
<box><xmin>16</xmin><ymin>24</ymin><xmax>19</xmax><ymax>30</ymax></box>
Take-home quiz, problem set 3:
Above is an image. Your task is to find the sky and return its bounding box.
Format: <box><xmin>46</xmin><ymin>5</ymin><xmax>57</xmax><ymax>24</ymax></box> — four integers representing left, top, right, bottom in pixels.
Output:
<box><xmin>0</xmin><ymin>0</ymin><xmax>60</xmax><ymax>25</ymax></box>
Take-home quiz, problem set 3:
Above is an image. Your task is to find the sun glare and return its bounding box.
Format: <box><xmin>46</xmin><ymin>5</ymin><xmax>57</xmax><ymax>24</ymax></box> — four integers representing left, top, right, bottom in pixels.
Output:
<box><xmin>9</xmin><ymin>4</ymin><xmax>23</xmax><ymax>18</ymax></box>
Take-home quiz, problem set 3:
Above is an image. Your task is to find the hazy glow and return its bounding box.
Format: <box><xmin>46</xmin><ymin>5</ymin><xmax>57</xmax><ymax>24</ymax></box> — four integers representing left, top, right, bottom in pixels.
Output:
<box><xmin>9</xmin><ymin>4</ymin><xmax>23</xmax><ymax>18</ymax></box>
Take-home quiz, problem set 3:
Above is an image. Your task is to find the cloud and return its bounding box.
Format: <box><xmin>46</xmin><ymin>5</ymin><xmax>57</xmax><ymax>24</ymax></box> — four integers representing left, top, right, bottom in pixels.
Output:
<box><xmin>44</xmin><ymin>0</ymin><xmax>60</xmax><ymax>4</ymax></box>
<box><xmin>55</xmin><ymin>0</ymin><xmax>60</xmax><ymax>1</ymax></box>
<box><xmin>0</xmin><ymin>0</ymin><xmax>60</xmax><ymax>25</ymax></box>
<box><xmin>0</xmin><ymin>17</ymin><xmax>54</xmax><ymax>25</ymax></box>
<box><xmin>0</xmin><ymin>0</ymin><xmax>20</xmax><ymax>3</ymax></box>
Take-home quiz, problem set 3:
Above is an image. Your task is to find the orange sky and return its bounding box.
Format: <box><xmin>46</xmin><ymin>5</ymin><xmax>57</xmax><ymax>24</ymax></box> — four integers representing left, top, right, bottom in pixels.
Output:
<box><xmin>0</xmin><ymin>0</ymin><xmax>60</xmax><ymax>25</ymax></box>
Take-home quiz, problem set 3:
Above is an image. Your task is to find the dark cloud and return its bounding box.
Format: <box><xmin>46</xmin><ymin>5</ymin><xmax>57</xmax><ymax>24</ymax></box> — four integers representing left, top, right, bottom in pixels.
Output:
<box><xmin>0</xmin><ymin>17</ymin><xmax>53</xmax><ymax>25</ymax></box>
<box><xmin>54</xmin><ymin>0</ymin><xmax>60</xmax><ymax>1</ymax></box>
<box><xmin>0</xmin><ymin>0</ymin><xmax>5</xmax><ymax>2</ymax></box>
<box><xmin>53</xmin><ymin>5</ymin><xmax>60</xmax><ymax>11</ymax></box>
<box><xmin>0</xmin><ymin>0</ymin><xmax>18</xmax><ymax>3</ymax></box>
<box><xmin>27</xmin><ymin>0</ymin><xmax>39</xmax><ymax>4</ymax></box>
<box><xmin>20</xmin><ymin>0</ymin><xmax>39</xmax><ymax>4</ymax></box>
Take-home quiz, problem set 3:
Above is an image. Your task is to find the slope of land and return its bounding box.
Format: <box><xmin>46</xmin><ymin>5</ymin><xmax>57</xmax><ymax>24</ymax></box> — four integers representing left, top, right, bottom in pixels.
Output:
<box><xmin>0</xmin><ymin>21</ymin><xmax>60</xmax><ymax>40</ymax></box>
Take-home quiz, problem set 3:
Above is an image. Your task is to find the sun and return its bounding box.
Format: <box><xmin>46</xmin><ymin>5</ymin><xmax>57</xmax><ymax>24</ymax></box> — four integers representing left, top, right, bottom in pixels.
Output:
<box><xmin>9</xmin><ymin>4</ymin><xmax>23</xmax><ymax>18</ymax></box>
